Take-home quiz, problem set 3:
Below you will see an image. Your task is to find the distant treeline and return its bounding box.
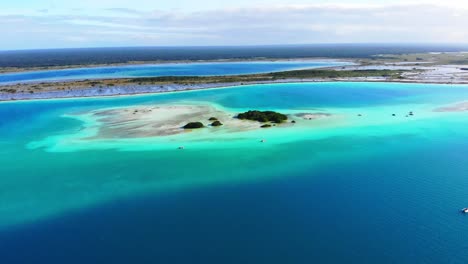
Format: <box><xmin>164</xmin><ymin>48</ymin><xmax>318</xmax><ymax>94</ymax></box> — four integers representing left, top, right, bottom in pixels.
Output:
<box><xmin>1</xmin><ymin>44</ymin><xmax>467</xmax><ymax>68</ymax></box>
<box><xmin>269</xmin><ymin>69</ymin><xmax>403</xmax><ymax>79</ymax></box>
<box><xmin>128</xmin><ymin>69</ymin><xmax>405</xmax><ymax>84</ymax></box>
<box><xmin>0</xmin><ymin>69</ymin><xmax>407</xmax><ymax>95</ymax></box>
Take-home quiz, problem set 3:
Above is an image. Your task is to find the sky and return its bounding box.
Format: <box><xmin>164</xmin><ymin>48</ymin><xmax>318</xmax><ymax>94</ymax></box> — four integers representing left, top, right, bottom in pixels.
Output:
<box><xmin>1</xmin><ymin>0</ymin><xmax>468</xmax><ymax>50</ymax></box>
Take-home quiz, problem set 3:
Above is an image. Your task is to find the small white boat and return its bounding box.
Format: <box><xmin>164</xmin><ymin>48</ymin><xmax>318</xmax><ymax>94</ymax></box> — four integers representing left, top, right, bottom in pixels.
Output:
<box><xmin>178</xmin><ymin>146</ymin><xmax>185</xmax><ymax>150</ymax></box>
<box><xmin>260</xmin><ymin>139</ymin><xmax>266</xmax><ymax>143</ymax></box>
<box><xmin>461</xmin><ymin>208</ymin><xmax>468</xmax><ymax>214</ymax></box>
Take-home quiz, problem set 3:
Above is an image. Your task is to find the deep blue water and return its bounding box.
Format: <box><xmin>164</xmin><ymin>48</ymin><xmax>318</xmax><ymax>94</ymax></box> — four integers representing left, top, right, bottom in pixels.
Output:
<box><xmin>0</xmin><ymin>61</ymin><xmax>347</xmax><ymax>84</ymax></box>
<box><xmin>1</xmin><ymin>138</ymin><xmax>468</xmax><ymax>264</ymax></box>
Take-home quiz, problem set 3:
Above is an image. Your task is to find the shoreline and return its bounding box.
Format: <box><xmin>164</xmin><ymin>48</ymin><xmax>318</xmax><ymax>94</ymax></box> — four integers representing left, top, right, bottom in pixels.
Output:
<box><xmin>1</xmin><ymin>56</ymin><xmax>468</xmax><ymax>102</ymax></box>
<box><xmin>2</xmin><ymin>78</ymin><xmax>468</xmax><ymax>103</ymax></box>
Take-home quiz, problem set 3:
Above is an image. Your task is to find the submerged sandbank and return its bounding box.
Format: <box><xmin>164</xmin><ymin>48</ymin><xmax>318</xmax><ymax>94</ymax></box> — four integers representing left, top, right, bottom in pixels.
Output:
<box><xmin>434</xmin><ymin>101</ymin><xmax>468</xmax><ymax>112</ymax></box>
<box><xmin>26</xmin><ymin>101</ymin><xmax>460</xmax><ymax>153</ymax></box>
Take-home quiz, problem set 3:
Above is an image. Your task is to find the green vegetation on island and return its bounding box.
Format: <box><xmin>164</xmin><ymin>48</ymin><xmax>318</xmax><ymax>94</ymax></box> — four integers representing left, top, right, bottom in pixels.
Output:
<box><xmin>208</xmin><ymin>117</ymin><xmax>218</xmax><ymax>121</ymax></box>
<box><xmin>183</xmin><ymin>122</ymin><xmax>204</xmax><ymax>129</ymax></box>
<box><xmin>260</xmin><ymin>124</ymin><xmax>272</xmax><ymax>128</ymax></box>
<box><xmin>128</xmin><ymin>69</ymin><xmax>405</xmax><ymax>85</ymax></box>
<box><xmin>237</xmin><ymin>110</ymin><xmax>288</xmax><ymax>123</ymax></box>
<box><xmin>211</xmin><ymin>120</ymin><xmax>223</xmax><ymax>126</ymax></box>
<box><xmin>269</xmin><ymin>69</ymin><xmax>404</xmax><ymax>79</ymax></box>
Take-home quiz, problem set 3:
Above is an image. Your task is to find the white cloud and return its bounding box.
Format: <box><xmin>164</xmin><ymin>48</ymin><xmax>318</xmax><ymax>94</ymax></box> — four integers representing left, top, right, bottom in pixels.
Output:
<box><xmin>1</xmin><ymin>2</ymin><xmax>468</xmax><ymax>49</ymax></box>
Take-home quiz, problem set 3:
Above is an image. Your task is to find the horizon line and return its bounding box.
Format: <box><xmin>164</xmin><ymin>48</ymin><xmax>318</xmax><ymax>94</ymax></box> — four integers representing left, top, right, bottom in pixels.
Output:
<box><xmin>2</xmin><ymin>43</ymin><xmax>468</xmax><ymax>53</ymax></box>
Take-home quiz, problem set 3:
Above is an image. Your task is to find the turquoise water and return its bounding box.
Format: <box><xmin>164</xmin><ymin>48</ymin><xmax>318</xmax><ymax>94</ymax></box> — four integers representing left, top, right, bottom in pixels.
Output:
<box><xmin>1</xmin><ymin>82</ymin><xmax>468</xmax><ymax>263</ymax></box>
<box><xmin>0</xmin><ymin>60</ymin><xmax>348</xmax><ymax>84</ymax></box>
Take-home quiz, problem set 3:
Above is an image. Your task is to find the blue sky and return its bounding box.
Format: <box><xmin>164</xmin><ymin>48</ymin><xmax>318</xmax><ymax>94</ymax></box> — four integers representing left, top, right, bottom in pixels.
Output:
<box><xmin>1</xmin><ymin>0</ymin><xmax>468</xmax><ymax>50</ymax></box>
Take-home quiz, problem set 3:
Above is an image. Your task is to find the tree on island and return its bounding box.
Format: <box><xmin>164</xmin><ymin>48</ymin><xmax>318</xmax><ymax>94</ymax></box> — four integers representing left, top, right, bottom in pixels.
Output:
<box><xmin>183</xmin><ymin>122</ymin><xmax>204</xmax><ymax>129</ymax></box>
<box><xmin>208</xmin><ymin>117</ymin><xmax>218</xmax><ymax>121</ymax></box>
<box><xmin>237</xmin><ymin>110</ymin><xmax>288</xmax><ymax>123</ymax></box>
<box><xmin>211</xmin><ymin>120</ymin><xmax>223</xmax><ymax>126</ymax></box>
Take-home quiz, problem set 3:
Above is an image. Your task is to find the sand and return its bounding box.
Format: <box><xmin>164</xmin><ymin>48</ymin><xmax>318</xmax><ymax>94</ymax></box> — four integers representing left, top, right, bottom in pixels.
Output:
<box><xmin>295</xmin><ymin>112</ymin><xmax>332</xmax><ymax>120</ymax></box>
<box><xmin>434</xmin><ymin>101</ymin><xmax>468</xmax><ymax>112</ymax></box>
<box><xmin>80</xmin><ymin>104</ymin><xmax>340</xmax><ymax>140</ymax></box>
<box><xmin>79</xmin><ymin>104</ymin><xmax>271</xmax><ymax>139</ymax></box>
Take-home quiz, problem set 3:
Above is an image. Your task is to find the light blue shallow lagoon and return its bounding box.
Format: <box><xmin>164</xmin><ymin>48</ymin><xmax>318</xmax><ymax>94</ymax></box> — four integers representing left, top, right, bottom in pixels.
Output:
<box><xmin>0</xmin><ymin>60</ymin><xmax>348</xmax><ymax>84</ymax></box>
<box><xmin>1</xmin><ymin>82</ymin><xmax>468</xmax><ymax>263</ymax></box>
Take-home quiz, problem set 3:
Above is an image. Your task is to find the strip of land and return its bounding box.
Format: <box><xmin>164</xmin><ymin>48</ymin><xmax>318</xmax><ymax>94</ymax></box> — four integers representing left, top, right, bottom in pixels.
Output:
<box><xmin>1</xmin><ymin>52</ymin><xmax>468</xmax><ymax>101</ymax></box>
<box><xmin>0</xmin><ymin>69</ymin><xmax>408</xmax><ymax>101</ymax></box>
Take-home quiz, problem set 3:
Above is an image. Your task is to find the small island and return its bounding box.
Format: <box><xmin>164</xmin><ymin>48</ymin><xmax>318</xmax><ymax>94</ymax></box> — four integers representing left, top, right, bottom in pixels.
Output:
<box><xmin>76</xmin><ymin>105</ymin><xmax>271</xmax><ymax>139</ymax></box>
<box><xmin>211</xmin><ymin>120</ymin><xmax>223</xmax><ymax>126</ymax></box>
<box><xmin>236</xmin><ymin>110</ymin><xmax>288</xmax><ymax>123</ymax></box>
<box><xmin>183</xmin><ymin>122</ymin><xmax>204</xmax><ymax>129</ymax></box>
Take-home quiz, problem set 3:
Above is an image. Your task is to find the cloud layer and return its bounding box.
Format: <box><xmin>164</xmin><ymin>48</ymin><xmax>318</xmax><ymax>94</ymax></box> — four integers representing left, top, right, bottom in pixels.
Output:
<box><xmin>1</xmin><ymin>3</ymin><xmax>468</xmax><ymax>49</ymax></box>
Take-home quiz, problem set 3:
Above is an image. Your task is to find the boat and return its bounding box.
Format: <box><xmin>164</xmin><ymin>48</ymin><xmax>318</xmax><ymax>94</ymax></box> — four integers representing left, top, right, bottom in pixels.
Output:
<box><xmin>461</xmin><ymin>208</ymin><xmax>468</xmax><ymax>213</ymax></box>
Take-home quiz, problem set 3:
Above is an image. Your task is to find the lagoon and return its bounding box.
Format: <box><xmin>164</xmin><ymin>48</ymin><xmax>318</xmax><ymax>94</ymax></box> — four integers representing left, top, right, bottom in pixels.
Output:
<box><xmin>0</xmin><ymin>60</ymin><xmax>348</xmax><ymax>84</ymax></box>
<box><xmin>1</xmin><ymin>82</ymin><xmax>468</xmax><ymax>263</ymax></box>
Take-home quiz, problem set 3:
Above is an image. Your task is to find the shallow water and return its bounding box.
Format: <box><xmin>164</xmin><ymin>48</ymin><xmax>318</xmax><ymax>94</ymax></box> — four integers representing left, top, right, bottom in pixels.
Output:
<box><xmin>0</xmin><ymin>60</ymin><xmax>348</xmax><ymax>84</ymax></box>
<box><xmin>1</xmin><ymin>82</ymin><xmax>468</xmax><ymax>263</ymax></box>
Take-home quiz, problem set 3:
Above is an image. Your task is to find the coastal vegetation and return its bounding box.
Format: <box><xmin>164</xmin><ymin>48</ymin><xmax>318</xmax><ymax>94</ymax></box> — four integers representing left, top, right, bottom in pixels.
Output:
<box><xmin>375</xmin><ymin>52</ymin><xmax>468</xmax><ymax>65</ymax></box>
<box><xmin>237</xmin><ymin>110</ymin><xmax>288</xmax><ymax>123</ymax></box>
<box><xmin>211</xmin><ymin>121</ymin><xmax>223</xmax><ymax>126</ymax></box>
<box><xmin>183</xmin><ymin>122</ymin><xmax>204</xmax><ymax>129</ymax></box>
<box><xmin>1</xmin><ymin>45</ymin><xmax>454</xmax><ymax>70</ymax></box>
<box><xmin>0</xmin><ymin>69</ymin><xmax>408</xmax><ymax>97</ymax></box>
<box><xmin>128</xmin><ymin>69</ymin><xmax>405</xmax><ymax>85</ymax></box>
